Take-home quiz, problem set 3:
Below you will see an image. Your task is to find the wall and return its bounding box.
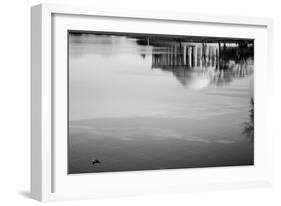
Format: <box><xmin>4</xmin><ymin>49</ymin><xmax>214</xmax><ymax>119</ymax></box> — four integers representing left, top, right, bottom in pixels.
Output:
<box><xmin>0</xmin><ymin>0</ymin><xmax>280</xmax><ymax>205</ymax></box>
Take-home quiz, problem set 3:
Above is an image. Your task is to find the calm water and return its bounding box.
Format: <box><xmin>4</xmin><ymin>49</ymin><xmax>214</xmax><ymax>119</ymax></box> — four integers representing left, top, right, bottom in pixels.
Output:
<box><xmin>68</xmin><ymin>33</ymin><xmax>254</xmax><ymax>174</ymax></box>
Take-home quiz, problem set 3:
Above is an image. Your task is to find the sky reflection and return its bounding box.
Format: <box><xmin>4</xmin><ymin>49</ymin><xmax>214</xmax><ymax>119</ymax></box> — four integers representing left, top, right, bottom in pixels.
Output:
<box><xmin>69</xmin><ymin>34</ymin><xmax>253</xmax><ymax>121</ymax></box>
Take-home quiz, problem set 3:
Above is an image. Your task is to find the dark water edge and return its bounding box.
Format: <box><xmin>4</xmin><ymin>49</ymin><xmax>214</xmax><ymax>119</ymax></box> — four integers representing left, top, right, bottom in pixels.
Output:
<box><xmin>68</xmin><ymin>116</ymin><xmax>254</xmax><ymax>174</ymax></box>
<box><xmin>69</xmin><ymin>163</ymin><xmax>254</xmax><ymax>175</ymax></box>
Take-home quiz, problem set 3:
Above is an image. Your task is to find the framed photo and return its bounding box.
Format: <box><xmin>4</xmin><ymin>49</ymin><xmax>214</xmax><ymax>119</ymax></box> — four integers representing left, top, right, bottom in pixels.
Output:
<box><xmin>31</xmin><ymin>3</ymin><xmax>274</xmax><ymax>201</ymax></box>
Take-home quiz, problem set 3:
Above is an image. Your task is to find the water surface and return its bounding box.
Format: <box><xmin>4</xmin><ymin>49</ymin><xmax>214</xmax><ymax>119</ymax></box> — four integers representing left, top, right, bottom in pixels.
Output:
<box><xmin>68</xmin><ymin>33</ymin><xmax>254</xmax><ymax>174</ymax></box>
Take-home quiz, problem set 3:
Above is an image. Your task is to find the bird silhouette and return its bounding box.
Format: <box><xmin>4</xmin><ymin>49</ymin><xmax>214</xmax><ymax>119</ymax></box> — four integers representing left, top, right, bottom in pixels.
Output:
<box><xmin>91</xmin><ymin>159</ymin><xmax>101</xmax><ymax>166</ymax></box>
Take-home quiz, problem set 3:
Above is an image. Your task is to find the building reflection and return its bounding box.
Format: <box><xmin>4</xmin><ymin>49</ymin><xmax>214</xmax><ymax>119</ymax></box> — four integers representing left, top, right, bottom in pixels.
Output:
<box><xmin>69</xmin><ymin>32</ymin><xmax>254</xmax><ymax>88</ymax></box>
<box><xmin>148</xmin><ymin>40</ymin><xmax>254</xmax><ymax>88</ymax></box>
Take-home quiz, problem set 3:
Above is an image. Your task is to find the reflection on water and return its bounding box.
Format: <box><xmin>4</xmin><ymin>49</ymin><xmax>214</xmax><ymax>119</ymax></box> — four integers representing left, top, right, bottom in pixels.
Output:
<box><xmin>150</xmin><ymin>40</ymin><xmax>253</xmax><ymax>88</ymax></box>
<box><xmin>243</xmin><ymin>98</ymin><xmax>254</xmax><ymax>142</ymax></box>
<box><xmin>68</xmin><ymin>32</ymin><xmax>254</xmax><ymax>174</ymax></box>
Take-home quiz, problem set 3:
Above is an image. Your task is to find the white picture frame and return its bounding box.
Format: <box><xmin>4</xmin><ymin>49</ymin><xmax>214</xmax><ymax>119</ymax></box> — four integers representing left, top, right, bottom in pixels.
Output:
<box><xmin>31</xmin><ymin>3</ymin><xmax>274</xmax><ymax>202</ymax></box>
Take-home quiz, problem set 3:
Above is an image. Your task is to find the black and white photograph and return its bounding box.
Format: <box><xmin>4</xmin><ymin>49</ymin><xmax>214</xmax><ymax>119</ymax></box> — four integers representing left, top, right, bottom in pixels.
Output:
<box><xmin>68</xmin><ymin>31</ymin><xmax>254</xmax><ymax>174</ymax></box>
